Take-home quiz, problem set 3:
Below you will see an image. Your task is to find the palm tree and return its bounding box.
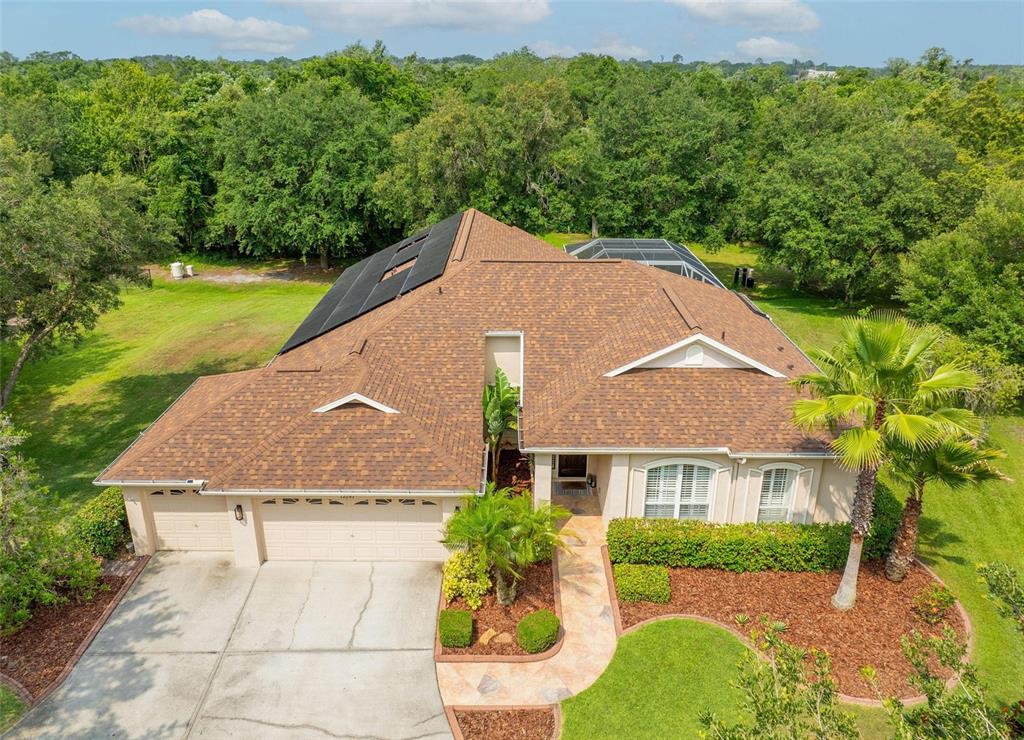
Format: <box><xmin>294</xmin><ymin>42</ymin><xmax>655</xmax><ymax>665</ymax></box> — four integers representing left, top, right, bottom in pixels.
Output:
<box><xmin>441</xmin><ymin>484</ymin><xmax>568</xmax><ymax>605</ymax></box>
<box><xmin>483</xmin><ymin>368</ymin><xmax>519</xmax><ymax>483</ymax></box>
<box><xmin>792</xmin><ymin>313</ymin><xmax>979</xmax><ymax>610</ymax></box>
<box><xmin>884</xmin><ymin>437</ymin><xmax>1006</xmax><ymax>582</ymax></box>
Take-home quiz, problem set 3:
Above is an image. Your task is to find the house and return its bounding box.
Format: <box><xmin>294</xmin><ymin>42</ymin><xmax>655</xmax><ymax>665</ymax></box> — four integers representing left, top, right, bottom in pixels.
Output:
<box><xmin>96</xmin><ymin>210</ymin><xmax>856</xmax><ymax>567</ymax></box>
<box><xmin>798</xmin><ymin>68</ymin><xmax>838</xmax><ymax>81</ymax></box>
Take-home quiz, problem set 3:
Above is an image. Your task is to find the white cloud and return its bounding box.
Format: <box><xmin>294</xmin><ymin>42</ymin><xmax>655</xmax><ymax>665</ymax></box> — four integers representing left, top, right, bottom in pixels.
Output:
<box><xmin>119</xmin><ymin>9</ymin><xmax>310</xmax><ymax>54</ymax></box>
<box><xmin>735</xmin><ymin>35</ymin><xmax>804</xmax><ymax>60</ymax></box>
<box><xmin>669</xmin><ymin>0</ymin><xmax>820</xmax><ymax>32</ymax></box>
<box><xmin>531</xmin><ymin>33</ymin><xmax>649</xmax><ymax>60</ymax></box>
<box><xmin>288</xmin><ymin>0</ymin><xmax>550</xmax><ymax>32</ymax></box>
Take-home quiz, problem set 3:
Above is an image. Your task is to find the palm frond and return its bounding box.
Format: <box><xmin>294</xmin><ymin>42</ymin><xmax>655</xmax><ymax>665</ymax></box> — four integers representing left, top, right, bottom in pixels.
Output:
<box><xmin>832</xmin><ymin>427</ymin><xmax>884</xmax><ymax>469</ymax></box>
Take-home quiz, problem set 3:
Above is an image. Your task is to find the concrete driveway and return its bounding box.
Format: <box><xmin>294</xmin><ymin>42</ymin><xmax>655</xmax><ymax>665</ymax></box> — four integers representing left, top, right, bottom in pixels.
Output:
<box><xmin>9</xmin><ymin>553</ymin><xmax>451</xmax><ymax>740</ymax></box>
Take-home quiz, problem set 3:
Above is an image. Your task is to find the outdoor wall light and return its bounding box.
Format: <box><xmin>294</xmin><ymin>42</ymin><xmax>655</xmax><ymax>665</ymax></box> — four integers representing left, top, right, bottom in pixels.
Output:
<box><xmin>234</xmin><ymin>504</ymin><xmax>244</xmax><ymax>522</ymax></box>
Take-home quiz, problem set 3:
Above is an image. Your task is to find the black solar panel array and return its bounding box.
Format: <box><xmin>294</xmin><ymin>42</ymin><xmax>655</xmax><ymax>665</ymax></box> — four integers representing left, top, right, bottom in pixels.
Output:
<box><xmin>565</xmin><ymin>238</ymin><xmax>726</xmax><ymax>289</ymax></box>
<box><xmin>280</xmin><ymin>212</ymin><xmax>464</xmax><ymax>353</ymax></box>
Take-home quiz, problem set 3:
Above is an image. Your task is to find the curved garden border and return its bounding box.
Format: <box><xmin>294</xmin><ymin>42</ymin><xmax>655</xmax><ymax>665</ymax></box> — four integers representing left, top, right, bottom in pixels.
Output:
<box><xmin>2</xmin><ymin>555</ymin><xmax>149</xmax><ymax>714</ymax></box>
<box><xmin>443</xmin><ymin>704</ymin><xmax>561</xmax><ymax>740</ymax></box>
<box><xmin>601</xmin><ymin>546</ymin><xmax>972</xmax><ymax>708</ymax></box>
<box><xmin>435</xmin><ymin>550</ymin><xmax>565</xmax><ymax>663</ymax></box>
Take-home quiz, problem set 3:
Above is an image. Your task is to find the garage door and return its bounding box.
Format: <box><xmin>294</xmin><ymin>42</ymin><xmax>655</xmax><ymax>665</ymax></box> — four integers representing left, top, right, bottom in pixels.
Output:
<box><xmin>149</xmin><ymin>491</ymin><xmax>232</xmax><ymax>551</ymax></box>
<box><xmin>260</xmin><ymin>496</ymin><xmax>447</xmax><ymax>561</ymax></box>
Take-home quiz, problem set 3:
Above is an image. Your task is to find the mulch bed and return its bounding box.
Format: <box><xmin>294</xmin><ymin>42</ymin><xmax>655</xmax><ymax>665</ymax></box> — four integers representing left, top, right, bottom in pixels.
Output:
<box><xmin>616</xmin><ymin>561</ymin><xmax>965</xmax><ymax>699</ymax></box>
<box><xmin>496</xmin><ymin>450</ymin><xmax>532</xmax><ymax>494</ymax></box>
<box><xmin>442</xmin><ymin>561</ymin><xmax>556</xmax><ymax>656</ymax></box>
<box><xmin>454</xmin><ymin>708</ymin><xmax>556</xmax><ymax>740</ymax></box>
<box><xmin>0</xmin><ymin>569</ymin><xmax>133</xmax><ymax>700</ymax></box>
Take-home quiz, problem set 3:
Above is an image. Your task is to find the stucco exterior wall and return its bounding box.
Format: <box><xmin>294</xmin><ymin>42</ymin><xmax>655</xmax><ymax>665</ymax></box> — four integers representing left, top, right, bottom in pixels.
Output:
<box><xmin>484</xmin><ymin>333</ymin><xmax>522</xmax><ymax>387</ymax></box>
<box><xmin>586</xmin><ymin>453</ymin><xmax>856</xmax><ymax>525</ymax></box>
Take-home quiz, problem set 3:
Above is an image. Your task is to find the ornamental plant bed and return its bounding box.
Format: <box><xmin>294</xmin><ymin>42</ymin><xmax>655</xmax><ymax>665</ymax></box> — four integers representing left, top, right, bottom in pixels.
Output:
<box><xmin>441</xmin><ymin>560</ymin><xmax>556</xmax><ymax>657</ymax></box>
<box><xmin>0</xmin><ymin>560</ymin><xmax>142</xmax><ymax>701</ymax></box>
<box><xmin>496</xmin><ymin>449</ymin><xmax>532</xmax><ymax>494</ymax></box>
<box><xmin>614</xmin><ymin>561</ymin><xmax>966</xmax><ymax>700</ymax></box>
<box><xmin>453</xmin><ymin>707</ymin><xmax>556</xmax><ymax>740</ymax></box>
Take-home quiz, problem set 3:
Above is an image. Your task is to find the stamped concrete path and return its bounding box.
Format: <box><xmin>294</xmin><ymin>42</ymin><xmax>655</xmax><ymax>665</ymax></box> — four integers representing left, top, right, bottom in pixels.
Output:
<box><xmin>435</xmin><ymin>513</ymin><xmax>618</xmax><ymax>705</ymax></box>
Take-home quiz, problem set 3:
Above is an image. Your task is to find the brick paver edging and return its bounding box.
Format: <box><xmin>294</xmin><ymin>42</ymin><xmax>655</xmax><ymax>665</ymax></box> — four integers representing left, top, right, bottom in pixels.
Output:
<box><xmin>443</xmin><ymin>704</ymin><xmax>561</xmax><ymax>740</ymax></box>
<box><xmin>603</xmin><ymin>548</ymin><xmax>972</xmax><ymax>708</ymax></box>
<box><xmin>27</xmin><ymin>555</ymin><xmax>150</xmax><ymax>709</ymax></box>
<box><xmin>435</xmin><ymin>550</ymin><xmax>565</xmax><ymax>663</ymax></box>
<box><xmin>0</xmin><ymin>673</ymin><xmax>34</xmax><ymax>709</ymax></box>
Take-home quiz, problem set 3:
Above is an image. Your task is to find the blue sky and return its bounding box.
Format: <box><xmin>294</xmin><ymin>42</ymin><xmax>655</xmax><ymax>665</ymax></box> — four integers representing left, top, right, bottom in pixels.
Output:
<box><xmin>2</xmin><ymin>1</ymin><xmax>1022</xmax><ymax>66</ymax></box>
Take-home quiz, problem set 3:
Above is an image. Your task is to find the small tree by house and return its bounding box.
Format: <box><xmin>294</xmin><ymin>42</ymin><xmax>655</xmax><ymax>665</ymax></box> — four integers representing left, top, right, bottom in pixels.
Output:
<box><xmin>483</xmin><ymin>368</ymin><xmax>519</xmax><ymax>483</ymax></box>
<box><xmin>792</xmin><ymin>314</ymin><xmax>979</xmax><ymax>609</ymax></box>
<box><xmin>441</xmin><ymin>484</ymin><xmax>568</xmax><ymax>606</ymax></box>
<box><xmin>885</xmin><ymin>437</ymin><xmax>1006</xmax><ymax>581</ymax></box>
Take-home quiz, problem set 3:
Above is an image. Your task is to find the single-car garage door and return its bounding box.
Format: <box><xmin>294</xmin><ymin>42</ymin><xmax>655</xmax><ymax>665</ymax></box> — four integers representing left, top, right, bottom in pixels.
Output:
<box><xmin>260</xmin><ymin>496</ymin><xmax>447</xmax><ymax>561</ymax></box>
<box><xmin>149</xmin><ymin>491</ymin><xmax>232</xmax><ymax>551</ymax></box>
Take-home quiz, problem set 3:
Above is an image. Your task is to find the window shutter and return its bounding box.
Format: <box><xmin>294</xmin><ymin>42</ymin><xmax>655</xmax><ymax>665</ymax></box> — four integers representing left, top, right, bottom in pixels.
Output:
<box><xmin>797</xmin><ymin>467</ymin><xmax>815</xmax><ymax>523</ymax></box>
<box><xmin>644</xmin><ymin>464</ymin><xmax>677</xmax><ymax>518</ymax></box>
<box><xmin>757</xmin><ymin>468</ymin><xmax>793</xmax><ymax>522</ymax></box>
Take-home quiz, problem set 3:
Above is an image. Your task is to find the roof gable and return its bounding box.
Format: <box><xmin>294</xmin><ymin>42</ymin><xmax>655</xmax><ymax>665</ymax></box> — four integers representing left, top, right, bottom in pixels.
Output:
<box><xmin>604</xmin><ymin>333</ymin><xmax>786</xmax><ymax>378</ymax></box>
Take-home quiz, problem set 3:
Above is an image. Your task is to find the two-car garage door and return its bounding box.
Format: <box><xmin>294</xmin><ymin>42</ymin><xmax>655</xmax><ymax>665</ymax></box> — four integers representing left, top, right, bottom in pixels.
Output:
<box><xmin>260</xmin><ymin>496</ymin><xmax>447</xmax><ymax>561</ymax></box>
<box><xmin>146</xmin><ymin>492</ymin><xmax>447</xmax><ymax>561</ymax></box>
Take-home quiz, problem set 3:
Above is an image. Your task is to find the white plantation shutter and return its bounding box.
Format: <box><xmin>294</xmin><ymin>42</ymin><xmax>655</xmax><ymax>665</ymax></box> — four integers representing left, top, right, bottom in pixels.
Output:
<box><xmin>758</xmin><ymin>468</ymin><xmax>794</xmax><ymax>522</ymax></box>
<box><xmin>644</xmin><ymin>464</ymin><xmax>678</xmax><ymax>518</ymax></box>
<box><xmin>645</xmin><ymin>463</ymin><xmax>713</xmax><ymax>520</ymax></box>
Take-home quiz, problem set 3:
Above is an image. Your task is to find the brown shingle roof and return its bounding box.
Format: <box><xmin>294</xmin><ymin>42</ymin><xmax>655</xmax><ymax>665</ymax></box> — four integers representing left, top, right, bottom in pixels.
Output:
<box><xmin>98</xmin><ymin>210</ymin><xmax>830</xmax><ymax>491</ymax></box>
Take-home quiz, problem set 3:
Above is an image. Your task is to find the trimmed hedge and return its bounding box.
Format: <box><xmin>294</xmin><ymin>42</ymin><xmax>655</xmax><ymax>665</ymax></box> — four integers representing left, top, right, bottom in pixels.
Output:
<box><xmin>608</xmin><ymin>485</ymin><xmax>902</xmax><ymax>573</ymax></box>
<box><xmin>69</xmin><ymin>487</ymin><xmax>130</xmax><ymax>559</ymax></box>
<box><xmin>439</xmin><ymin>608</ymin><xmax>473</xmax><ymax>648</ymax></box>
<box><xmin>516</xmin><ymin>609</ymin><xmax>560</xmax><ymax>654</ymax></box>
<box><xmin>614</xmin><ymin>564</ymin><xmax>671</xmax><ymax>603</ymax></box>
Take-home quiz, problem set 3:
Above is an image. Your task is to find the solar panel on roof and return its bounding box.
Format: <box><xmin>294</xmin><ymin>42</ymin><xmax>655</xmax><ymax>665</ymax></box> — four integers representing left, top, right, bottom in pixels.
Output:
<box><xmin>280</xmin><ymin>212</ymin><xmax>464</xmax><ymax>353</ymax></box>
<box><xmin>565</xmin><ymin>237</ymin><xmax>726</xmax><ymax>289</ymax></box>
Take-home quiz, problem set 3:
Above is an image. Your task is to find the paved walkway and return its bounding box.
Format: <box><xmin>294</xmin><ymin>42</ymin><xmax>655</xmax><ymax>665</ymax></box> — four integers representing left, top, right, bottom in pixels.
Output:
<box><xmin>435</xmin><ymin>514</ymin><xmax>618</xmax><ymax>705</ymax></box>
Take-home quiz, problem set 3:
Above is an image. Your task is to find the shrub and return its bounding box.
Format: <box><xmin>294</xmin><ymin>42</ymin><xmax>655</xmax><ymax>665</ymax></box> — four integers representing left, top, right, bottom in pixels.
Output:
<box><xmin>438</xmin><ymin>608</ymin><xmax>473</xmax><ymax>648</ymax></box>
<box><xmin>1003</xmin><ymin>699</ymin><xmax>1024</xmax><ymax>737</ymax></box>
<box><xmin>69</xmin><ymin>487</ymin><xmax>130</xmax><ymax>559</ymax></box>
<box><xmin>608</xmin><ymin>485</ymin><xmax>901</xmax><ymax>573</ymax></box>
<box><xmin>1</xmin><ymin>415</ymin><xmax>101</xmax><ymax>633</ymax></box>
<box><xmin>913</xmin><ymin>584</ymin><xmax>956</xmax><ymax>625</ymax></box>
<box><xmin>516</xmin><ymin>609</ymin><xmax>560</xmax><ymax>654</ymax></box>
<box><xmin>442</xmin><ymin>549</ymin><xmax>492</xmax><ymax>610</ymax></box>
<box><xmin>613</xmin><ymin>564</ymin><xmax>670</xmax><ymax>603</ymax></box>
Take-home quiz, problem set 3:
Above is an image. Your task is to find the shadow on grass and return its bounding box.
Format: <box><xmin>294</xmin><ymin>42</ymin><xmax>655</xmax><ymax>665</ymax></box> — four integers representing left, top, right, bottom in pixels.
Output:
<box><xmin>15</xmin><ymin>359</ymin><xmax>248</xmax><ymax>510</ymax></box>
<box><xmin>917</xmin><ymin>514</ymin><xmax>967</xmax><ymax>566</ymax></box>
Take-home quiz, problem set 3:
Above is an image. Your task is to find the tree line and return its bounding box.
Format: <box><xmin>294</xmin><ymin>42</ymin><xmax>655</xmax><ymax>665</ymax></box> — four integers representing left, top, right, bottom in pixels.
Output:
<box><xmin>1</xmin><ymin>44</ymin><xmax>1022</xmax><ymax>367</ymax></box>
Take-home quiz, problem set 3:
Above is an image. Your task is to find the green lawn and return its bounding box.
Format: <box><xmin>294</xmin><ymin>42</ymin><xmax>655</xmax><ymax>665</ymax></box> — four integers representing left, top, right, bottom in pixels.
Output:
<box><xmin>561</xmin><ymin>619</ymin><xmax>749</xmax><ymax>739</ymax></box>
<box><xmin>0</xmin><ymin>686</ymin><xmax>25</xmax><ymax>733</ymax></box>
<box><xmin>539</xmin><ymin>231</ymin><xmax>589</xmax><ymax>250</ymax></box>
<box><xmin>1</xmin><ymin>275</ymin><xmax>326</xmax><ymax>512</ymax></box>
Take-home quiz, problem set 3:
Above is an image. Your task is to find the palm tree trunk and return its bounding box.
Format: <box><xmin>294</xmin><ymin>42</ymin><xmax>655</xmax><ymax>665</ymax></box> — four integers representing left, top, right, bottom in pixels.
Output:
<box><xmin>832</xmin><ymin>465</ymin><xmax>879</xmax><ymax>610</ymax></box>
<box><xmin>495</xmin><ymin>569</ymin><xmax>518</xmax><ymax>606</ymax></box>
<box><xmin>492</xmin><ymin>444</ymin><xmax>501</xmax><ymax>484</ymax></box>
<box><xmin>885</xmin><ymin>481</ymin><xmax>924</xmax><ymax>582</ymax></box>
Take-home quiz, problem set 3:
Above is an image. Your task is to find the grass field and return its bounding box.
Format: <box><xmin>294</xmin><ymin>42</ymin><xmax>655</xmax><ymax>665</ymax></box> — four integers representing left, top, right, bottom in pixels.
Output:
<box><xmin>561</xmin><ymin>619</ymin><xmax>749</xmax><ymax>739</ymax></box>
<box><xmin>0</xmin><ymin>687</ymin><xmax>25</xmax><ymax>733</ymax></box>
<box><xmin>1</xmin><ymin>239</ymin><xmax>1021</xmax><ymax>735</ymax></box>
<box><xmin>1</xmin><ymin>274</ymin><xmax>325</xmax><ymax>512</ymax></box>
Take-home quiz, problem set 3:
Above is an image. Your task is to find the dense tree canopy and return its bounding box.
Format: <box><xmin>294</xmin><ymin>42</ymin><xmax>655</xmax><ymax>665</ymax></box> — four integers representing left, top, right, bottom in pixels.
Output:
<box><xmin>0</xmin><ymin>45</ymin><xmax>1021</xmax><ymax>363</ymax></box>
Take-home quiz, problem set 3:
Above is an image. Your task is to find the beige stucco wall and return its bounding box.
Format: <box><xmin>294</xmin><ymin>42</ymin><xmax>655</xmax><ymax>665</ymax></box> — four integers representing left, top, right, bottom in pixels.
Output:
<box><xmin>484</xmin><ymin>333</ymin><xmax>522</xmax><ymax>387</ymax></box>
<box><xmin>534</xmin><ymin>453</ymin><xmax>552</xmax><ymax>506</ymax></box>
<box><xmin>811</xmin><ymin>463</ymin><xmax>858</xmax><ymax>523</ymax></box>
<box><xmin>585</xmin><ymin>453</ymin><xmax>856</xmax><ymax>526</ymax></box>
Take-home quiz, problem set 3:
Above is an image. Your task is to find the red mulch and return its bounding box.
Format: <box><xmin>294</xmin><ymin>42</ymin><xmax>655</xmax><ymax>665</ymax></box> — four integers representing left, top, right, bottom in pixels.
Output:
<box><xmin>0</xmin><ymin>572</ymin><xmax>131</xmax><ymax>699</ymax></box>
<box><xmin>496</xmin><ymin>450</ymin><xmax>532</xmax><ymax>493</ymax></box>
<box><xmin>442</xmin><ymin>561</ymin><xmax>556</xmax><ymax>656</ymax></box>
<box><xmin>455</xmin><ymin>708</ymin><xmax>555</xmax><ymax>740</ymax></box>
<box><xmin>616</xmin><ymin>561</ymin><xmax>965</xmax><ymax>699</ymax></box>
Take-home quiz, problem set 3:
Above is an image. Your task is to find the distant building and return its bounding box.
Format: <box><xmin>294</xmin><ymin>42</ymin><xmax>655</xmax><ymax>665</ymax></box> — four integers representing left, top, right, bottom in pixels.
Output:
<box><xmin>798</xmin><ymin>68</ymin><xmax>838</xmax><ymax>81</ymax></box>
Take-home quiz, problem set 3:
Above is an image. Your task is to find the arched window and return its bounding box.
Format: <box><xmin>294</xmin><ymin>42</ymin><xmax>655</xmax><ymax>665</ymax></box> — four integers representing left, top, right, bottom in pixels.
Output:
<box><xmin>757</xmin><ymin>464</ymin><xmax>801</xmax><ymax>522</ymax></box>
<box><xmin>644</xmin><ymin>460</ymin><xmax>719</xmax><ymax>521</ymax></box>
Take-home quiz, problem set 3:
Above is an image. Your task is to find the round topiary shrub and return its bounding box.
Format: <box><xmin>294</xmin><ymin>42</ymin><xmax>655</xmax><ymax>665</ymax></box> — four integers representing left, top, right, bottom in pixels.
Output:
<box><xmin>439</xmin><ymin>608</ymin><xmax>473</xmax><ymax>648</ymax></box>
<box><xmin>516</xmin><ymin>609</ymin><xmax>560</xmax><ymax>654</ymax></box>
